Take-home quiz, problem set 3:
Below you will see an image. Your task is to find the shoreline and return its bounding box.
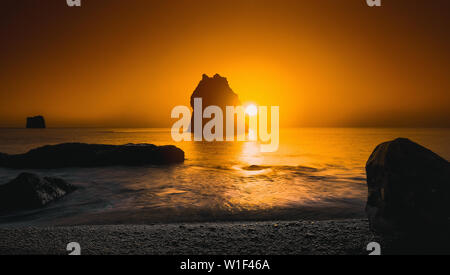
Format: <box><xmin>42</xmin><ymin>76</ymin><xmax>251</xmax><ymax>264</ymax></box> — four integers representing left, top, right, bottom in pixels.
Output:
<box><xmin>0</xmin><ymin>219</ymin><xmax>379</xmax><ymax>255</ymax></box>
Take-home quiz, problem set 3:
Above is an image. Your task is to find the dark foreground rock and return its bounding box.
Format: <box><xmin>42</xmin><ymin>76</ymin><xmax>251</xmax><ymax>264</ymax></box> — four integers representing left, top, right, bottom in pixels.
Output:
<box><xmin>0</xmin><ymin>143</ymin><xmax>185</xmax><ymax>169</ymax></box>
<box><xmin>0</xmin><ymin>173</ymin><xmax>76</xmax><ymax>211</ymax></box>
<box><xmin>26</xmin><ymin>116</ymin><xmax>46</xmax><ymax>128</ymax></box>
<box><xmin>366</xmin><ymin>138</ymin><xmax>450</xmax><ymax>234</ymax></box>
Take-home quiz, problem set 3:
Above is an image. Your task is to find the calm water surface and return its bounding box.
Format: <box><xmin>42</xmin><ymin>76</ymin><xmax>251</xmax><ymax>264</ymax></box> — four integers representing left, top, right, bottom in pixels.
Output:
<box><xmin>0</xmin><ymin>128</ymin><xmax>448</xmax><ymax>226</ymax></box>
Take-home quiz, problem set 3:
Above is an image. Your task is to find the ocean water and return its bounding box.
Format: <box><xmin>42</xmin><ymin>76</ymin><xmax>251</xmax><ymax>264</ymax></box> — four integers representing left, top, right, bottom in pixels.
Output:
<box><xmin>0</xmin><ymin>128</ymin><xmax>448</xmax><ymax>226</ymax></box>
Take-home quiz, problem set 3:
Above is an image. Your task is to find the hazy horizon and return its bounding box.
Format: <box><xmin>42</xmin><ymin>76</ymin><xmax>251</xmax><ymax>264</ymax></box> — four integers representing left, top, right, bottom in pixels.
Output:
<box><xmin>1</xmin><ymin>126</ymin><xmax>450</xmax><ymax>129</ymax></box>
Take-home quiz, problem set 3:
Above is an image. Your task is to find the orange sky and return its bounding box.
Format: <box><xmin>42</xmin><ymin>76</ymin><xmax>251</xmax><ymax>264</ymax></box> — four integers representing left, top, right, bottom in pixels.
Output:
<box><xmin>0</xmin><ymin>0</ymin><xmax>449</xmax><ymax>127</ymax></box>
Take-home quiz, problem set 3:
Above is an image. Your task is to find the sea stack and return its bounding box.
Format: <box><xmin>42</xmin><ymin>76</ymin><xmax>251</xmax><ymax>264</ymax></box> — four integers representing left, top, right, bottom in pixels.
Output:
<box><xmin>26</xmin><ymin>116</ymin><xmax>46</xmax><ymax>129</ymax></box>
<box><xmin>189</xmin><ymin>74</ymin><xmax>241</xmax><ymax>134</ymax></box>
<box><xmin>365</xmin><ymin>138</ymin><xmax>450</xmax><ymax>234</ymax></box>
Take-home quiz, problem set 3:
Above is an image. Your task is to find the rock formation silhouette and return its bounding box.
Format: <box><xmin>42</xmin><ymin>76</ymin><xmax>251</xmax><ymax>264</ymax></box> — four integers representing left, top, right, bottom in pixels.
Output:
<box><xmin>26</xmin><ymin>116</ymin><xmax>46</xmax><ymax>128</ymax></box>
<box><xmin>189</xmin><ymin>74</ymin><xmax>241</xmax><ymax>134</ymax></box>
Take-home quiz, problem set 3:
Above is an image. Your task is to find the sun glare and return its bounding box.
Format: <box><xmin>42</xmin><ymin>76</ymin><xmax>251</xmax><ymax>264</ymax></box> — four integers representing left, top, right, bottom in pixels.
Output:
<box><xmin>245</xmin><ymin>104</ymin><xmax>258</xmax><ymax>116</ymax></box>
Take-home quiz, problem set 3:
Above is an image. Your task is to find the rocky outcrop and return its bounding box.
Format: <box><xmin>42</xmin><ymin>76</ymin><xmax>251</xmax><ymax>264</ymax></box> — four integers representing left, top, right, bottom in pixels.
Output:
<box><xmin>190</xmin><ymin>74</ymin><xmax>241</xmax><ymax>133</ymax></box>
<box><xmin>0</xmin><ymin>143</ymin><xmax>185</xmax><ymax>169</ymax></box>
<box><xmin>0</xmin><ymin>173</ymin><xmax>76</xmax><ymax>211</ymax></box>
<box><xmin>366</xmin><ymin>138</ymin><xmax>450</xmax><ymax>234</ymax></box>
<box><xmin>26</xmin><ymin>116</ymin><xmax>46</xmax><ymax>128</ymax></box>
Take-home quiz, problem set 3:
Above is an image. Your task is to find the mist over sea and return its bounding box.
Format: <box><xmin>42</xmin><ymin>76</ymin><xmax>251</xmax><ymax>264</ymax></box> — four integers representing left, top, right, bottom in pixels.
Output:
<box><xmin>0</xmin><ymin>128</ymin><xmax>448</xmax><ymax>227</ymax></box>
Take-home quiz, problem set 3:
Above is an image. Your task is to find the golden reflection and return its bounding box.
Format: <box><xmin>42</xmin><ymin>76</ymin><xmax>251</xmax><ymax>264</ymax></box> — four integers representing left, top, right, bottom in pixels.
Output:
<box><xmin>239</xmin><ymin>140</ymin><xmax>263</xmax><ymax>165</ymax></box>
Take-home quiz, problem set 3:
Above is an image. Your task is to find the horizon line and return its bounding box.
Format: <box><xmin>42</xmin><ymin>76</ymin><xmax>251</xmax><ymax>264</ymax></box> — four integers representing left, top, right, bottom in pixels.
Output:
<box><xmin>0</xmin><ymin>126</ymin><xmax>449</xmax><ymax>130</ymax></box>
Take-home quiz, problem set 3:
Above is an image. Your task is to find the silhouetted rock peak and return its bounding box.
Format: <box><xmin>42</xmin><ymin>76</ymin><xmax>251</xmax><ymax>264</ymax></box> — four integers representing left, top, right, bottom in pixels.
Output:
<box><xmin>189</xmin><ymin>74</ymin><xmax>242</xmax><ymax>134</ymax></box>
<box><xmin>366</xmin><ymin>138</ymin><xmax>450</xmax><ymax>234</ymax></box>
<box><xmin>26</xmin><ymin>116</ymin><xmax>46</xmax><ymax>129</ymax></box>
<box><xmin>190</xmin><ymin>74</ymin><xmax>240</xmax><ymax>108</ymax></box>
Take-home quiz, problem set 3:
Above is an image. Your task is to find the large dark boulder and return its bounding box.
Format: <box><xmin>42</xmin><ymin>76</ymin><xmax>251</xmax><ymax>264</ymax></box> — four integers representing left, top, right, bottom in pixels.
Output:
<box><xmin>366</xmin><ymin>138</ymin><xmax>450</xmax><ymax>234</ymax></box>
<box><xmin>26</xmin><ymin>116</ymin><xmax>46</xmax><ymax>128</ymax></box>
<box><xmin>0</xmin><ymin>143</ymin><xmax>185</xmax><ymax>169</ymax></box>
<box><xmin>0</xmin><ymin>173</ymin><xmax>76</xmax><ymax>211</ymax></box>
<box><xmin>189</xmin><ymin>74</ymin><xmax>241</xmax><ymax>134</ymax></box>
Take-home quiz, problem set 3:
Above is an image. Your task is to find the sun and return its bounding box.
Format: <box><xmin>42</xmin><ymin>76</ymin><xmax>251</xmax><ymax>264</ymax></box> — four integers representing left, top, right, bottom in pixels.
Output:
<box><xmin>245</xmin><ymin>104</ymin><xmax>258</xmax><ymax>116</ymax></box>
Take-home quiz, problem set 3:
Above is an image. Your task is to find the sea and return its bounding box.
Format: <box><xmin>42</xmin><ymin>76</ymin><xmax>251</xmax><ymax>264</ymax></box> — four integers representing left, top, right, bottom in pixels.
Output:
<box><xmin>0</xmin><ymin>128</ymin><xmax>448</xmax><ymax>227</ymax></box>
